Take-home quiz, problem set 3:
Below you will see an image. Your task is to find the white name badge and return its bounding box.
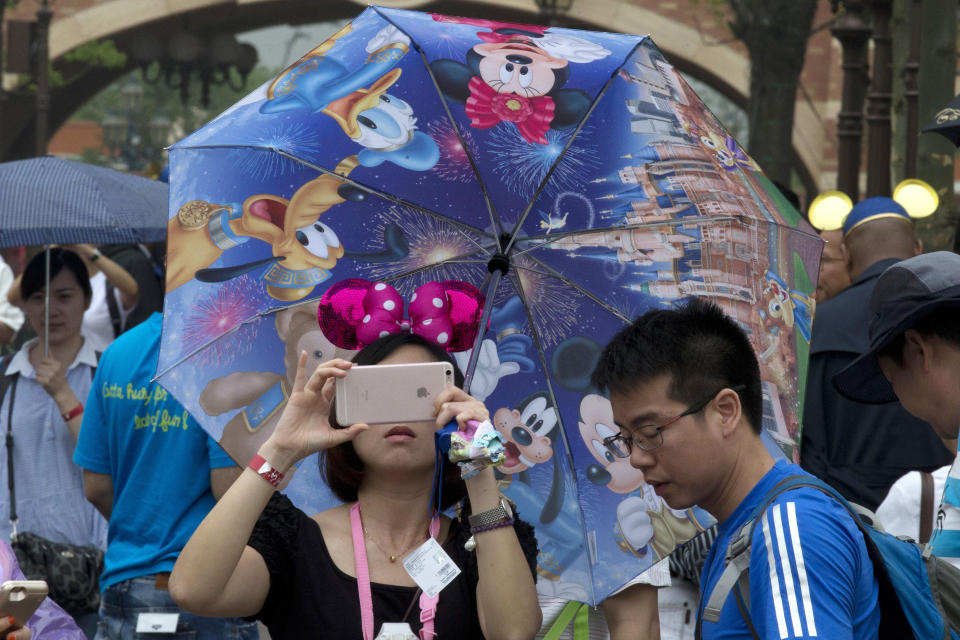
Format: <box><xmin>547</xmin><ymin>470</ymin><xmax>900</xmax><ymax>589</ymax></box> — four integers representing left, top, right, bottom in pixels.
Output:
<box><xmin>135</xmin><ymin>612</ymin><xmax>180</xmax><ymax>633</ymax></box>
<box><xmin>374</xmin><ymin>622</ymin><xmax>418</xmax><ymax>640</ymax></box>
<box><xmin>402</xmin><ymin>537</ymin><xmax>461</xmax><ymax>598</ymax></box>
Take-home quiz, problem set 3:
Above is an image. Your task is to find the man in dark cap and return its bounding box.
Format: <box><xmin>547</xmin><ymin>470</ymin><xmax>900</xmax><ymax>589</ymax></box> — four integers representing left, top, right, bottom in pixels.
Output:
<box><xmin>800</xmin><ymin>197</ymin><xmax>953</xmax><ymax>510</ymax></box>
<box><xmin>833</xmin><ymin>251</ymin><xmax>960</xmax><ymax>566</ymax></box>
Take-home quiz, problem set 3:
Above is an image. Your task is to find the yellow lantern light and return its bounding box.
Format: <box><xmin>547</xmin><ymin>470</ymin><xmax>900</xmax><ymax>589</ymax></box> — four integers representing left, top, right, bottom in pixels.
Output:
<box><xmin>807</xmin><ymin>190</ymin><xmax>853</xmax><ymax>231</ymax></box>
<box><xmin>893</xmin><ymin>179</ymin><xmax>939</xmax><ymax>219</ymax></box>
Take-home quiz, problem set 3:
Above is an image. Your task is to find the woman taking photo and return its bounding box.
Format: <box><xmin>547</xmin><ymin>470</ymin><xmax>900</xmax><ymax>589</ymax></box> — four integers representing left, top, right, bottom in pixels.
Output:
<box><xmin>170</xmin><ymin>333</ymin><xmax>541</xmax><ymax>640</ymax></box>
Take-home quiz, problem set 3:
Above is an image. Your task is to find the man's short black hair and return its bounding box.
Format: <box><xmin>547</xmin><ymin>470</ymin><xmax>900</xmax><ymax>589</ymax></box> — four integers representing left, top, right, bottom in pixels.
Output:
<box><xmin>591</xmin><ymin>298</ymin><xmax>764</xmax><ymax>434</ymax></box>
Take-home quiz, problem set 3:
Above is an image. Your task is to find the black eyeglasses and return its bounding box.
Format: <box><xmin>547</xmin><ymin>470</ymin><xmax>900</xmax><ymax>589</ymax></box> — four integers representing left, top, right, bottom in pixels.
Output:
<box><xmin>603</xmin><ymin>385</ymin><xmax>746</xmax><ymax>456</ymax></box>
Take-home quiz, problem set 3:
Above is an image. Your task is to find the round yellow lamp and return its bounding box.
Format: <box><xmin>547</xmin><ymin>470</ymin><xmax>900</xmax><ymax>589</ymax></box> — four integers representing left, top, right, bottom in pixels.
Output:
<box><xmin>808</xmin><ymin>190</ymin><xmax>853</xmax><ymax>231</ymax></box>
<box><xmin>893</xmin><ymin>179</ymin><xmax>939</xmax><ymax>219</ymax></box>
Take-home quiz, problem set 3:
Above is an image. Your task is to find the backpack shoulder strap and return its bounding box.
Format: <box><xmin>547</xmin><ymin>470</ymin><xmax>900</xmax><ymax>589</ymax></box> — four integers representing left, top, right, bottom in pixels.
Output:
<box><xmin>701</xmin><ymin>475</ymin><xmax>857</xmax><ymax>624</ymax></box>
<box><xmin>0</xmin><ymin>355</ymin><xmax>14</xmax><ymax>405</ymax></box>
<box><xmin>105</xmin><ymin>282</ymin><xmax>123</xmax><ymax>337</ymax></box>
<box><xmin>920</xmin><ymin>471</ymin><xmax>934</xmax><ymax>545</ymax></box>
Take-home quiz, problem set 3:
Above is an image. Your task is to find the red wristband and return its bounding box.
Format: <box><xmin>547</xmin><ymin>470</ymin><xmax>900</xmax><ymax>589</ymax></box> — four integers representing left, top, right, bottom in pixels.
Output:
<box><xmin>61</xmin><ymin>403</ymin><xmax>84</xmax><ymax>422</ymax></box>
<box><xmin>249</xmin><ymin>454</ymin><xmax>284</xmax><ymax>487</ymax></box>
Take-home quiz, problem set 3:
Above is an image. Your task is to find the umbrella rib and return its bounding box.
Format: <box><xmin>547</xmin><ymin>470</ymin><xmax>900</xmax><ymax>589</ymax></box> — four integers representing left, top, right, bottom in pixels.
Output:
<box><xmin>516</xmin><ymin>256</ymin><xmax>633</xmax><ymax>324</ymax></box>
<box><xmin>273</xmin><ymin>149</ymin><xmax>493</xmax><ymax>255</ymax></box>
<box><xmin>505</xmin><ymin>269</ymin><xmax>599</xmax><ymax>605</ymax></box>
<box><xmin>511</xmin><ymin>215</ymin><xmax>744</xmax><ymax>256</ymax></box>
<box><xmin>503</xmin><ymin>54</ymin><xmax>633</xmax><ymax>256</ymax></box>
<box><xmin>362</xmin><ymin>250</ymin><xmax>492</xmax><ymax>285</ymax></box>
<box><xmin>152</xmin><ymin>302</ymin><xmax>308</xmax><ymax>382</ymax></box>
<box><xmin>391</xmin><ymin>18</ymin><xmax>506</xmax><ymax>244</ymax></box>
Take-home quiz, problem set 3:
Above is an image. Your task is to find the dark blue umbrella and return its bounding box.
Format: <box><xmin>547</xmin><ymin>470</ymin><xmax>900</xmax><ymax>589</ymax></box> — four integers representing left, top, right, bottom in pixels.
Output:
<box><xmin>0</xmin><ymin>156</ymin><xmax>169</xmax><ymax>355</ymax></box>
<box><xmin>922</xmin><ymin>92</ymin><xmax>960</xmax><ymax>147</ymax></box>
<box><xmin>0</xmin><ymin>156</ymin><xmax>168</xmax><ymax>248</ymax></box>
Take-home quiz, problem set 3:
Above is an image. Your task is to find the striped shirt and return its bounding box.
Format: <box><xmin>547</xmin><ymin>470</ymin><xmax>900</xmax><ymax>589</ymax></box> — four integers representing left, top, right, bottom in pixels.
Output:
<box><xmin>699</xmin><ymin>462</ymin><xmax>879</xmax><ymax>639</ymax></box>
<box><xmin>930</xmin><ymin>452</ymin><xmax>960</xmax><ymax>569</ymax></box>
<box><xmin>536</xmin><ymin>559</ymin><xmax>671</xmax><ymax>640</ymax></box>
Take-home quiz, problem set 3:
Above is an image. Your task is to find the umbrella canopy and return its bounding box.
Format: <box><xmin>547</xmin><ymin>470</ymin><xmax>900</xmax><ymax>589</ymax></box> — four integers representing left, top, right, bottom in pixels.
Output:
<box><xmin>156</xmin><ymin>7</ymin><xmax>821</xmax><ymax>605</ymax></box>
<box><xmin>922</xmin><ymin>92</ymin><xmax>960</xmax><ymax>146</ymax></box>
<box><xmin>0</xmin><ymin>156</ymin><xmax>169</xmax><ymax>248</ymax></box>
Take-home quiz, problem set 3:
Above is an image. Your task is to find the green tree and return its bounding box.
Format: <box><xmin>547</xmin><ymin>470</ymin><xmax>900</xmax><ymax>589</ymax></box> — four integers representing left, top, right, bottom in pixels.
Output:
<box><xmin>689</xmin><ymin>0</ymin><xmax>818</xmax><ymax>185</ymax></box>
<box><xmin>71</xmin><ymin>64</ymin><xmax>279</xmax><ymax>165</ymax></box>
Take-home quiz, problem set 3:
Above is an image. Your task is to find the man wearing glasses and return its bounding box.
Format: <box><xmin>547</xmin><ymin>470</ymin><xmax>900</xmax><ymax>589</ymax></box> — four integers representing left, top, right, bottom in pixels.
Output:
<box><xmin>591</xmin><ymin>299</ymin><xmax>879</xmax><ymax>639</ymax></box>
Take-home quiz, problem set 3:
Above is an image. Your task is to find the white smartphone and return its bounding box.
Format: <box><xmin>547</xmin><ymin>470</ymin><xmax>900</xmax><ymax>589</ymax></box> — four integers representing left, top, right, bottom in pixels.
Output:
<box><xmin>0</xmin><ymin>580</ymin><xmax>48</xmax><ymax>626</ymax></box>
<box><xmin>335</xmin><ymin>361</ymin><xmax>455</xmax><ymax>425</ymax></box>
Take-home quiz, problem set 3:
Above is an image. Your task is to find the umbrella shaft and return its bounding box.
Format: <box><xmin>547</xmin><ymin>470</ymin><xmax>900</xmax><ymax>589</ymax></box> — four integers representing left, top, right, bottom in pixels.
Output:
<box><xmin>463</xmin><ymin>270</ymin><xmax>502</xmax><ymax>395</ymax></box>
<box><xmin>44</xmin><ymin>246</ymin><xmax>50</xmax><ymax>358</ymax></box>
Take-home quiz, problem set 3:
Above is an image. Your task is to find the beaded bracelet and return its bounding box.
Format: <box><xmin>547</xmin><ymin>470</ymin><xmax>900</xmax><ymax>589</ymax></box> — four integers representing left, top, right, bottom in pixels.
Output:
<box><xmin>469</xmin><ymin>518</ymin><xmax>514</xmax><ymax>536</ymax></box>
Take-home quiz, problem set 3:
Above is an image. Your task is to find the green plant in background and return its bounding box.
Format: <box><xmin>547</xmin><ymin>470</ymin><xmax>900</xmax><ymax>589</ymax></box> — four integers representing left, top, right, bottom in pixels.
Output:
<box><xmin>72</xmin><ymin>64</ymin><xmax>279</xmax><ymax>165</ymax></box>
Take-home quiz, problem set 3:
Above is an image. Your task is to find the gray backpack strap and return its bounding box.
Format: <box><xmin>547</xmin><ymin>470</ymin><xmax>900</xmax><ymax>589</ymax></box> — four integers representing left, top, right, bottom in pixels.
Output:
<box><xmin>702</xmin><ymin>521</ymin><xmax>753</xmax><ymax>622</ymax></box>
<box><xmin>701</xmin><ymin>476</ymin><xmax>831</xmax><ymax>628</ymax></box>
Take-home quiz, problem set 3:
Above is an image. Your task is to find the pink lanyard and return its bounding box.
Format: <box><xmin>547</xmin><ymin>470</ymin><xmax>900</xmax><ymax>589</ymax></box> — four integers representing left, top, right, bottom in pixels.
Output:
<box><xmin>350</xmin><ymin>502</ymin><xmax>441</xmax><ymax>640</ymax></box>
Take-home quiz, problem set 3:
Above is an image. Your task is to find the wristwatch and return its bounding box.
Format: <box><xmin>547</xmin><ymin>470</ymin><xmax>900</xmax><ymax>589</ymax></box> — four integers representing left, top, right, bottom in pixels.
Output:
<box><xmin>89</xmin><ymin>249</ymin><xmax>101</xmax><ymax>262</ymax></box>
<box><xmin>468</xmin><ymin>497</ymin><xmax>514</xmax><ymax>530</ymax></box>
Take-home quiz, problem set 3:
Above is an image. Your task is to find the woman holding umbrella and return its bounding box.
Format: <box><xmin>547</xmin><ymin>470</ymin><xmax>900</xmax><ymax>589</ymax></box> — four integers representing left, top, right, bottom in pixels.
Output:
<box><xmin>0</xmin><ymin>249</ymin><xmax>108</xmax><ymax>633</ymax></box>
<box><xmin>170</xmin><ymin>333</ymin><xmax>542</xmax><ymax>640</ymax></box>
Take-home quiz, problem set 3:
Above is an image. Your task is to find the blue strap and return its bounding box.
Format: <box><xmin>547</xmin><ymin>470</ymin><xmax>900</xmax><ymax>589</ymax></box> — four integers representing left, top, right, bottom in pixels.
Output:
<box><xmin>430</xmin><ymin>420</ymin><xmax>459</xmax><ymax>517</ymax></box>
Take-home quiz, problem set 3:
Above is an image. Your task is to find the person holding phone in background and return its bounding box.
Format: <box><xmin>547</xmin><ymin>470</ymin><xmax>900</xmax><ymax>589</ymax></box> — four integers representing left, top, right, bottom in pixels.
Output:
<box><xmin>0</xmin><ymin>539</ymin><xmax>84</xmax><ymax>639</ymax></box>
<box><xmin>170</xmin><ymin>332</ymin><xmax>542</xmax><ymax>640</ymax></box>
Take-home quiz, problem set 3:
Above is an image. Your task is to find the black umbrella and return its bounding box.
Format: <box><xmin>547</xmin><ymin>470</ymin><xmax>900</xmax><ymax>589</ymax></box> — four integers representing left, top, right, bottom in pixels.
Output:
<box><xmin>922</xmin><ymin>92</ymin><xmax>960</xmax><ymax>147</ymax></box>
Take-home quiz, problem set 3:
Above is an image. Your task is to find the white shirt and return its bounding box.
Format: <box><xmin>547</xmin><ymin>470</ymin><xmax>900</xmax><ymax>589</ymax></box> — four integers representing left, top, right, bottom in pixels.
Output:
<box><xmin>876</xmin><ymin>466</ymin><xmax>950</xmax><ymax>543</ymax></box>
<box><xmin>81</xmin><ymin>271</ymin><xmax>133</xmax><ymax>352</ymax></box>
<box><xmin>1</xmin><ymin>337</ymin><xmax>108</xmax><ymax>548</ymax></box>
<box><xmin>0</xmin><ymin>257</ymin><xmax>24</xmax><ymax>333</ymax></box>
<box><xmin>536</xmin><ymin>559</ymin><xmax>670</xmax><ymax>640</ymax></box>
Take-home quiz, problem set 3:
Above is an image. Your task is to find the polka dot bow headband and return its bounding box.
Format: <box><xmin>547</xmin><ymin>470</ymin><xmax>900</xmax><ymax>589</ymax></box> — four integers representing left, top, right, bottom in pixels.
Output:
<box><xmin>317</xmin><ymin>279</ymin><xmax>486</xmax><ymax>352</ymax></box>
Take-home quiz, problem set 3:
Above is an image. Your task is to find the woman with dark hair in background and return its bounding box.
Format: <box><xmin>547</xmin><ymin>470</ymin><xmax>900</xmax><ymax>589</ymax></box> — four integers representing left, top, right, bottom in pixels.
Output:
<box><xmin>170</xmin><ymin>333</ymin><xmax>541</xmax><ymax>639</ymax></box>
<box><xmin>0</xmin><ymin>249</ymin><xmax>108</xmax><ymax>636</ymax></box>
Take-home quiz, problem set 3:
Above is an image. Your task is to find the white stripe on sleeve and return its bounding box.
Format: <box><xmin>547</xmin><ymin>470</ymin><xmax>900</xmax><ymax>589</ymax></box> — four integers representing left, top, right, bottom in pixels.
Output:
<box><xmin>787</xmin><ymin>502</ymin><xmax>817</xmax><ymax>636</ymax></box>
<box><xmin>762</xmin><ymin>511</ymin><xmax>790</xmax><ymax>639</ymax></box>
<box><xmin>772</xmin><ymin>504</ymin><xmax>804</xmax><ymax>636</ymax></box>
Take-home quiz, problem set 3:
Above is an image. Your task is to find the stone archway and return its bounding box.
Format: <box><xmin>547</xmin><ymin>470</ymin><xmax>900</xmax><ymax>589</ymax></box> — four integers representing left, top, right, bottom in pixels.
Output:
<box><xmin>4</xmin><ymin>0</ymin><xmax>822</xmax><ymax>193</ymax></box>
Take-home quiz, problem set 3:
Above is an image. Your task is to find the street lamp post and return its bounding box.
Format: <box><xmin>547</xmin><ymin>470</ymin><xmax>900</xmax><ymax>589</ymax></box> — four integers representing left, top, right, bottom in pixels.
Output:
<box><xmin>865</xmin><ymin>0</ymin><xmax>894</xmax><ymax>197</ymax></box>
<box><xmin>101</xmin><ymin>80</ymin><xmax>171</xmax><ymax>171</ymax></box>
<box><xmin>534</xmin><ymin>0</ymin><xmax>574</xmax><ymax>26</ymax></box>
<box><xmin>35</xmin><ymin>0</ymin><xmax>53</xmax><ymax>156</ymax></box>
<box><xmin>902</xmin><ymin>0</ymin><xmax>923</xmax><ymax>179</ymax></box>
<box><xmin>830</xmin><ymin>0</ymin><xmax>871</xmax><ymax>201</ymax></box>
<box><xmin>129</xmin><ymin>31</ymin><xmax>258</xmax><ymax>108</ymax></box>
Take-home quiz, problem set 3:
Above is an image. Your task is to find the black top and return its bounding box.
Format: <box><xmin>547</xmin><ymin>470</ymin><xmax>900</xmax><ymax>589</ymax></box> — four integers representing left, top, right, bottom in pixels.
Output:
<box><xmin>801</xmin><ymin>258</ymin><xmax>953</xmax><ymax>511</ymax></box>
<box><xmin>248</xmin><ymin>493</ymin><xmax>538</xmax><ymax>640</ymax></box>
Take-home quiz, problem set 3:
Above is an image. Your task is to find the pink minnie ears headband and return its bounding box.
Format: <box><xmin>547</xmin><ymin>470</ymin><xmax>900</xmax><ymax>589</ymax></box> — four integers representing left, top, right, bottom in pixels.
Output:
<box><xmin>317</xmin><ymin>279</ymin><xmax>485</xmax><ymax>352</ymax></box>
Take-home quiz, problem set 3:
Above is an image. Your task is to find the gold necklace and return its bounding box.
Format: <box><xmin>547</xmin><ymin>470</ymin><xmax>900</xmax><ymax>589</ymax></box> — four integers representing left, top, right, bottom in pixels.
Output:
<box><xmin>364</xmin><ymin>527</ymin><xmax>428</xmax><ymax>563</ymax></box>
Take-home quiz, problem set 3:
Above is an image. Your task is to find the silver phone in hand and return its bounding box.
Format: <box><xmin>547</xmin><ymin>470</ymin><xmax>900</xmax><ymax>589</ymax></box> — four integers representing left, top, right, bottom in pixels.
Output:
<box><xmin>335</xmin><ymin>361</ymin><xmax>454</xmax><ymax>425</ymax></box>
<box><xmin>0</xmin><ymin>580</ymin><xmax>48</xmax><ymax>626</ymax></box>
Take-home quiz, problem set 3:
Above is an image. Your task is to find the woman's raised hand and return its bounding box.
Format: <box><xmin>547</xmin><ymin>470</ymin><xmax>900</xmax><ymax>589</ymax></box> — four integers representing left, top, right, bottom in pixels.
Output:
<box><xmin>260</xmin><ymin>353</ymin><xmax>367</xmax><ymax>470</ymax></box>
<box><xmin>434</xmin><ymin>386</ymin><xmax>489</xmax><ymax>430</ymax></box>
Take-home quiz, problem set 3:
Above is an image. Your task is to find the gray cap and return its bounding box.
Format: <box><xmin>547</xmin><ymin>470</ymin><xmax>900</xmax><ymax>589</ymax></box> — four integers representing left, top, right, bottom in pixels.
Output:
<box><xmin>832</xmin><ymin>251</ymin><xmax>960</xmax><ymax>403</ymax></box>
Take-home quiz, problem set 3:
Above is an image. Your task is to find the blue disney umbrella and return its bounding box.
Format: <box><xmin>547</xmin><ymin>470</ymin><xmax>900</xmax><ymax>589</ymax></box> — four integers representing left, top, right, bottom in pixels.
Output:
<box><xmin>156</xmin><ymin>6</ymin><xmax>821</xmax><ymax>604</ymax></box>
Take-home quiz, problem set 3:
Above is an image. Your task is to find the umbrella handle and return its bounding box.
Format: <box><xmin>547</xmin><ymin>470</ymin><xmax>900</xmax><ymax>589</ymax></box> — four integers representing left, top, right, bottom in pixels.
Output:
<box><xmin>194</xmin><ymin>256</ymin><xmax>284</xmax><ymax>283</ymax></box>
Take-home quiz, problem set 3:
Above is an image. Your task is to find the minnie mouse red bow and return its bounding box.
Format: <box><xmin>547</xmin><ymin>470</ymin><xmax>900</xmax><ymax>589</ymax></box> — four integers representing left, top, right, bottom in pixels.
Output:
<box><xmin>465</xmin><ymin>77</ymin><xmax>555</xmax><ymax>145</ymax></box>
<box><xmin>317</xmin><ymin>279</ymin><xmax>485</xmax><ymax>352</ymax></box>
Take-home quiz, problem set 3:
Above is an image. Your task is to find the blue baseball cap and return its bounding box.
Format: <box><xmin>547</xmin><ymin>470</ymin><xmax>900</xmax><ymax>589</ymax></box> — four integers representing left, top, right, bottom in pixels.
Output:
<box><xmin>842</xmin><ymin>196</ymin><xmax>912</xmax><ymax>237</ymax></box>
